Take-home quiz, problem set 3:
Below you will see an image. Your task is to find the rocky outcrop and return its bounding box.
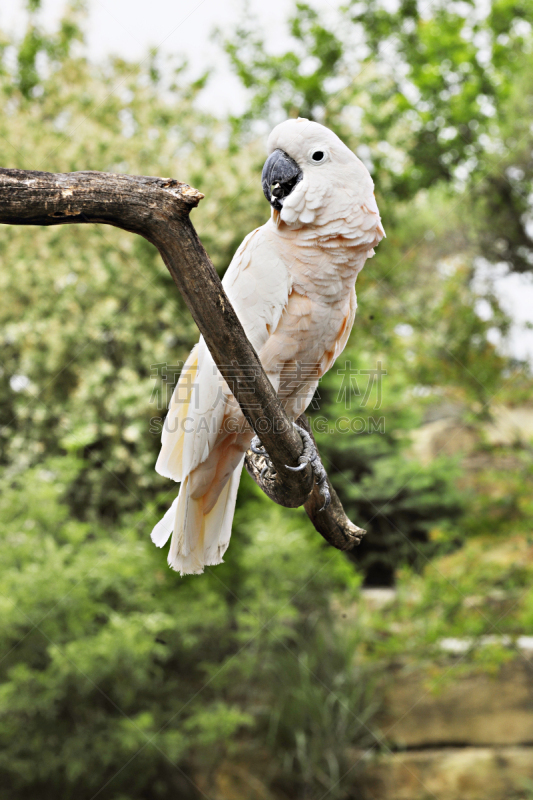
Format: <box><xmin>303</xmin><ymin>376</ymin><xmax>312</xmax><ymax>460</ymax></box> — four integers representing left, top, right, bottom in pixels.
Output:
<box><xmin>357</xmin><ymin>657</ymin><xmax>533</xmax><ymax>799</ymax></box>
<box><xmin>410</xmin><ymin>404</ymin><xmax>533</xmax><ymax>466</ymax></box>
<box><xmin>376</xmin><ymin>658</ymin><xmax>533</xmax><ymax>748</ymax></box>
<box><xmin>198</xmin><ymin>657</ymin><xmax>533</xmax><ymax>800</ymax></box>
<box><xmin>359</xmin><ymin>746</ymin><xmax>533</xmax><ymax>800</ymax></box>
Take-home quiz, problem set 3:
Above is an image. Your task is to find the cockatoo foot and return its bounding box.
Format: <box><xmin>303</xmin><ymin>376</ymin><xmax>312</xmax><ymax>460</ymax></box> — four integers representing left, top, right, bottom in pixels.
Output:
<box><xmin>285</xmin><ymin>423</ymin><xmax>331</xmax><ymax>511</ymax></box>
<box><xmin>251</xmin><ymin>425</ymin><xmax>330</xmax><ymax>511</ymax></box>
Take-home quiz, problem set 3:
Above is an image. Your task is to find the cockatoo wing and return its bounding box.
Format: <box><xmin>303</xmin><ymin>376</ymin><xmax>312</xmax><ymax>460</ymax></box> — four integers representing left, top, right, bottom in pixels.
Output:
<box><xmin>223</xmin><ymin>225</ymin><xmax>292</xmax><ymax>352</ymax></box>
<box><xmin>155</xmin><ymin>224</ymin><xmax>291</xmax><ymax>484</ymax></box>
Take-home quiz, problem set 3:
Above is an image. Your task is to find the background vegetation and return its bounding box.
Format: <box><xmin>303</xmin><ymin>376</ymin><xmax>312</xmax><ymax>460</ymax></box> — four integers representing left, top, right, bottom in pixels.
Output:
<box><xmin>1</xmin><ymin>0</ymin><xmax>533</xmax><ymax>797</ymax></box>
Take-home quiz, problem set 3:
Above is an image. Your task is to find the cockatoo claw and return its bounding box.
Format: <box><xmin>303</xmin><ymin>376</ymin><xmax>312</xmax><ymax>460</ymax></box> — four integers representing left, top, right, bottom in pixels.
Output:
<box><xmin>285</xmin><ymin>461</ymin><xmax>308</xmax><ymax>472</ymax></box>
<box><xmin>285</xmin><ymin>423</ymin><xmax>331</xmax><ymax>510</ymax></box>
<box><xmin>250</xmin><ymin>436</ymin><xmax>267</xmax><ymax>456</ymax></box>
<box><xmin>314</xmin><ymin>466</ymin><xmax>331</xmax><ymax>512</ymax></box>
<box><xmin>251</xmin><ymin>425</ymin><xmax>330</xmax><ymax>509</ymax></box>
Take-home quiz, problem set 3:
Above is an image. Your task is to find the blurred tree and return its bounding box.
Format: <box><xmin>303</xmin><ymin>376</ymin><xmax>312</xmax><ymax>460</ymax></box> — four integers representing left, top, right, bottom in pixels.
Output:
<box><xmin>0</xmin><ymin>458</ymin><xmax>372</xmax><ymax>800</ymax></box>
<box><xmin>224</xmin><ymin>0</ymin><xmax>533</xmax><ymax>270</ymax></box>
<box><xmin>10</xmin><ymin>0</ymin><xmax>85</xmax><ymax>98</ymax></box>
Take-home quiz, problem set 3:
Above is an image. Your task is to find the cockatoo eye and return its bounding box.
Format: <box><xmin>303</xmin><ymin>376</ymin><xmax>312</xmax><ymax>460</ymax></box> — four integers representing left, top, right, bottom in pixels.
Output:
<box><xmin>311</xmin><ymin>150</ymin><xmax>326</xmax><ymax>163</ymax></box>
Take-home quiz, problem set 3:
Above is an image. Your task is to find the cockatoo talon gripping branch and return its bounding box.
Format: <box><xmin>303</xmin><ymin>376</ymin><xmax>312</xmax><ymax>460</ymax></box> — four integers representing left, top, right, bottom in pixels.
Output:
<box><xmin>251</xmin><ymin>423</ymin><xmax>331</xmax><ymax>511</ymax></box>
<box><xmin>0</xmin><ymin>118</ymin><xmax>384</xmax><ymax>575</ymax></box>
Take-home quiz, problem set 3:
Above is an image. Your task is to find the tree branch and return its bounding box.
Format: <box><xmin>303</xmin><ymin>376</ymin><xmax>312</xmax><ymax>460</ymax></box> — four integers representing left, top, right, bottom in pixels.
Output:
<box><xmin>0</xmin><ymin>167</ymin><xmax>365</xmax><ymax>550</ymax></box>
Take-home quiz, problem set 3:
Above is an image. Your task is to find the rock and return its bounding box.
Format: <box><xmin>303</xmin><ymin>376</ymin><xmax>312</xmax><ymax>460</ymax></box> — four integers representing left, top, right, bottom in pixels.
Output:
<box><xmin>360</xmin><ymin>587</ymin><xmax>397</xmax><ymax>610</ymax></box>
<box><xmin>194</xmin><ymin>754</ymin><xmax>275</xmax><ymax>800</ymax></box>
<box><xmin>485</xmin><ymin>405</ymin><xmax>533</xmax><ymax>447</ymax></box>
<box><xmin>438</xmin><ymin>634</ymin><xmax>533</xmax><ymax>655</ymax></box>
<box><xmin>358</xmin><ymin>746</ymin><xmax>533</xmax><ymax>800</ymax></box>
<box><xmin>409</xmin><ymin>404</ymin><xmax>533</xmax><ymax>466</ymax></box>
<box><xmin>376</xmin><ymin>658</ymin><xmax>533</xmax><ymax>748</ymax></box>
<box><xmin>410</xmin><ymin>417</ymin><xmax>479</xmax><ymax>465</ymax></box>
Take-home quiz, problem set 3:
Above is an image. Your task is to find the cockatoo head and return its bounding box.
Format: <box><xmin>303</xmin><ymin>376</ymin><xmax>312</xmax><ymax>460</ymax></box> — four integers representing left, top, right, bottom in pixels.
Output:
<box><xmin>262</xmin><ymin>117</ymin><xmax>375</xmax><ymax>228</ymax></box>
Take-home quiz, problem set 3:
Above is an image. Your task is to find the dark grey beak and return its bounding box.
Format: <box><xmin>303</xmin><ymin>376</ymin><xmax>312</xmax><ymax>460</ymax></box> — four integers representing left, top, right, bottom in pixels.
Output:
<box><xmin>262</xmin><ymin>149</ymin><xmax>303</xmax><ymax>211</ymax></box>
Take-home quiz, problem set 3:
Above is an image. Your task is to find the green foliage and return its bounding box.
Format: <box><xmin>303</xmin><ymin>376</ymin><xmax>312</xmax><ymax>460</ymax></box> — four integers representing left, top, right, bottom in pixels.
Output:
<box><xmin>0</xmin><ymin>459</ymin><xmax>372</xmax><ymax>799</ymax></box>
<box><xmin>336</xmin><ymin>447</ymin><xmax>533</xmax><ymax>689</ymax></box>
<box><xmin>223</xmin><ymin>3</ymin><xmax>344</xmax><ymax>127</ymax></box>
<box><xmin>15</xmin><ymin>0</ymin><xmax>85</xmax><ymax>98</ymax></box>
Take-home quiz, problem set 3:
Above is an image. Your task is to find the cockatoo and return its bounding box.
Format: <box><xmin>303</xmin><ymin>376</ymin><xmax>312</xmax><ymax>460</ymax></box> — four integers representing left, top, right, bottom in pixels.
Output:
<box><xmin>151</xmin><ymin>117</ymin><xmax>385</xmax><ymax>575</ymax></box>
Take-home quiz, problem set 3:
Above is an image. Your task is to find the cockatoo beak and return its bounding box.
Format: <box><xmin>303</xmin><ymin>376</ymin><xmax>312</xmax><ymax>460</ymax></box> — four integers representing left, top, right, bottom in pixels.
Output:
<box><xmin>261</xmin><ymin>149</ymin><xmax>303</xmax><ymax>210</ymax></box>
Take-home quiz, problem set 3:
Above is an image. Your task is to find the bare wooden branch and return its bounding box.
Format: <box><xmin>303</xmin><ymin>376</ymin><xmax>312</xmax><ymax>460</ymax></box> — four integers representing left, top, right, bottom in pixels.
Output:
<box><xmin>0</xmin><ymin>167</ymin><xmax>365</xmax><ymax>550</ymax></box>
<box><xmin>245</xmin><ymin>414</ymin><xmax>366</xmax><ymax>550</ymax></box>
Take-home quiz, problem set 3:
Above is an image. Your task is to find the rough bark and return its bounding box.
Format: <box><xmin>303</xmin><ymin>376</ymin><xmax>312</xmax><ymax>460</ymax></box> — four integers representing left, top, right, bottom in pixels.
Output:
<box><xmin>0</xmin><ymin>167</ymin><xmax>365</xmax><ymax>550</ymax></box>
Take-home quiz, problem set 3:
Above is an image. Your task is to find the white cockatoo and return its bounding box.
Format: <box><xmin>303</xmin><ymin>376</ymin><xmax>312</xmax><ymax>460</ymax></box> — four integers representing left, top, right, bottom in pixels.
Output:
<box><xmin>151</xmin><ymin>117</ymin><xmax>385</xmax><ymax>575</ymax></box>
